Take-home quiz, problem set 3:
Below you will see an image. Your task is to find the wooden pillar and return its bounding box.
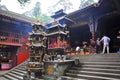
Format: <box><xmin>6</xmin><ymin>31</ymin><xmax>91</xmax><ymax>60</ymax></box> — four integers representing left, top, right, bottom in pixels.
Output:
<box><xmin>88</xmin><ymin>16</ymin><xmax>98</xmax><ymax>54</ymax></box>
<box><xmin>88</xmin><ymin>17</ymin><xmax>95</xmax><ymax>40</ymax></box>
<box><xmin>88</xmin><ymin>16</ymin><xmax>98</xmax><ymax>40</ymax></box>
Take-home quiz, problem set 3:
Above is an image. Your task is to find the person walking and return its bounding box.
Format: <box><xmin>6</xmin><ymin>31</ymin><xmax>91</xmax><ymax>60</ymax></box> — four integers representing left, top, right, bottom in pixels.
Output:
<box><xmin>100</xmin><ymin>35</ymin><xmax>110</xmax><ymax>54</ymax></box>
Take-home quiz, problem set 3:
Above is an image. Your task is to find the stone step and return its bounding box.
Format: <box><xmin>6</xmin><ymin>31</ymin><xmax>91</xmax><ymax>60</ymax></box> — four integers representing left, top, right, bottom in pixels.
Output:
<box><xmin>15</xmin><ymin>67</ymin><xmax>26</xmax><ymax>71</ymax></box>
<box><xmin>78</xmin><ymin>61</ymin><xmax>120</xmax><ymax>66</ymax></box>
<box><xmin>65</xmin><ymin>73</ymin><xmax>120</xmax><ymax>80</ymax></box>
<box><xmin>10</xmin><ymin>70</ymin><xmax>25</xmax><ymax>76</ymax></box>
<box><xmin>0</xmin><ymin>60</ymin><xmax>29</xmax><ymax>80</ymax></box>
<box><xmin>69</xmin><ymin>53</ymin><xmax>120</xmax><ymax>59</ymax></box>
<box><xmin>62</xmin><ymin>53</ymin><xmax>120</xmax><ymax>80</ymax></box>
<box><xmin>76</xmin><ymin>64</ymin><xmax>120</xmax><ymax>69</ymax></box>
<box><xmin>0</xmin><ymin>76</ymin><xmax>9</xmax><ymax>80</ymax></box>
<box><xmin>3</xmin><ymin>74</ymin><xmax>20</xmax><ymax>80</ymax></box>
<box><xmin>14</xmin><ymin>69</ymin><xmax>27</xmax><ymax>74</ymax></box>
<box><xmin>78</xmin><ymin>58</ymin><xmax>120</xmax><ymax>62</ymax></box>
<box><xmin>67</xmin><ymin>70</ymin><xmax>120</xmax><ymax>79</ymax></box>
<box><xmin>19</xmin><ymin>65</ymin><xmax>26</xmax><ymax>67</ymax></box>
<box><xmin>80</xmin><ymin>61</ymin><xmax>120</xmax><ymax>65</ymax></box>
<box><xmin>79</xmin><ymin>53</ymin><xmax>120</xmax><ymax>57</ymax></box>
<box><xmin>70</xmin><ymin>67</ymin><xmax>120</xmax><ymax>74</ymax></box>
<box><xmin>7</xmin><ymin>72</ymin><xmax>23</xmax><ymax>79</ymax></box>
<box><xmin>61</xmin><ymin>76</ymin><xmax>87</xmax><ymax>80</ymax></box>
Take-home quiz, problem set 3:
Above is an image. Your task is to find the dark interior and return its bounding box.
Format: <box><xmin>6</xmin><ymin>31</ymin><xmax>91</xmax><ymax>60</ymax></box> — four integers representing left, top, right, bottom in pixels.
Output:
<box><xmin>69</xmin><ymin>25</ymin><xmax>92</xmax><ymax>48</ymax></box>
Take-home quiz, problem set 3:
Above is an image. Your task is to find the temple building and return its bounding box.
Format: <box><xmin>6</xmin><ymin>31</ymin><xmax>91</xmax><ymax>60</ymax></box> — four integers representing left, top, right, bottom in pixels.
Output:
<box><xmin>64</xmin><ymin>0</ymin><xmax>120</xmax><ymax>52</ymax></box>
<box><xmin>0</xmin><ymin>8</ymin><xmax>36</xmax><ymax>70</ymax></box>
<box><xmin>0</xmin><ymin>0</ymin><xmax>120</xmax><ymax>80</ymax></box>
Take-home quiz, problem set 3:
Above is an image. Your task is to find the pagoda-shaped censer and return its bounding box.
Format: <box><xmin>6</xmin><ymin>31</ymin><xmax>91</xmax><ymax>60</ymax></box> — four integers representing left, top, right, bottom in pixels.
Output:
<box><xmin>27</xmin><ymin>23</ymin><xmax>47</xmax><ymax>79</ymax></box>
<box><xmin>47</xmin><ymin>22</ymin><xmax>70</xmax><ymax>61</ymax></box>
<box><xmin>43</xmin><ymin>10</ymin><xmax>72</xmax><ymax>80</ymax></box>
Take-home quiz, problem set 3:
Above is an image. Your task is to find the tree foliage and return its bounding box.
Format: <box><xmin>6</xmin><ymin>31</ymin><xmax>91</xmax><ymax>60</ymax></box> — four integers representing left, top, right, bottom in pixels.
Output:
<box><xmin>39</xmin><ymin>14</ymin><xmax>53</xmax><ymax>23</ymax></box>
<box><xmin>79</xmin><ymin>0</ymin><xmax>95</xmax><ymax>9</ymax></box>
<box><xmin>18</xmin><ymin>0</ymin><xmax>74</xmax><ymax>23</ymax></box>
<box><xmin>32</xmin><ymin>2</ymin><xmax>52</xmax><ymax>23</ymax></box>
<box><xmin>55</xmin><ymin>0</ymin><xmax>73</xmax><ymax>12</ymax></box>
<box><xmin>33</xmin><ymin>2</ymin><xmax>41</xmax><ymax>20</ymax></box>
<box><xmin>22</xmin><ymin>1</ymin><xmax>53</xmax><ymax>23</ymax></box>
<box><xmin>48</xmin><ymin>0</ymin><xmax>73</xmax><ymax>14</ymax></box>
<box><xmin>17</xmin><ymin>0</ymin><xmax>30</xmax><ymax>7</ymax></box>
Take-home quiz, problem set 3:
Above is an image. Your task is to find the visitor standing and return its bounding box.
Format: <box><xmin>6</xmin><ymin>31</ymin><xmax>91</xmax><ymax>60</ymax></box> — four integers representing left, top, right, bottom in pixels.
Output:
<box><xmin>90</xmin><ymin>38</ymin><xmax>96</xmax><ymax>54</ymax></box>
<box><xmin>75</xmin><ymin>46</ymin><xmax>80</xmax><ymax>54</ymax></box>
<box><xmin>96</xmin><ymin>37</ymin><xmax>101</xmax><ymax>53</ymax></box>
<box><xmin>100</xmin><ymin>35</ymin><xmax>110</xmax><ymax>54</ymax></box>
<box><xmin>82</xmin><ymin>41</ymin><xmax>87</xmax><ymax>53</ymax></box>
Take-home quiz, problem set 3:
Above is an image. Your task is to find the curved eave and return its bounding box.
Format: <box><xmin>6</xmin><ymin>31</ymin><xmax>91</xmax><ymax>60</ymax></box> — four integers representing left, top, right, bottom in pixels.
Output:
<box><xmin>47</xmin><ymin>23</ymin><xmax>65</xmax><ymax>29</ymax></box>
<box><xmin>47</xmin><ymin>31</ymin><xmax>67</xmax><ymax>36</ymax></box>
<box><xmin>0</xmin><ymin>9</ymin><xmax>37</xmax><ymax>24</ymax></box>
<box><xmin>28</xmin><ymin>32</ymin><xmax>43</xmax><ymax>36</ymax></box>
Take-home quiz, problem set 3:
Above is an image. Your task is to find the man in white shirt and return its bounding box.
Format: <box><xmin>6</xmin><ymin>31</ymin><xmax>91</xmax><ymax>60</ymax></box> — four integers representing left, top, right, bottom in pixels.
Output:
<box><xmin>100</xmin><ymin>35</ymin><xmax>110</xmax><ymax>54</ymax></box>
<box><xmin>75</xmin><ymin>46</ymin><xmax>80</xmax><ymax>54</ymax></box>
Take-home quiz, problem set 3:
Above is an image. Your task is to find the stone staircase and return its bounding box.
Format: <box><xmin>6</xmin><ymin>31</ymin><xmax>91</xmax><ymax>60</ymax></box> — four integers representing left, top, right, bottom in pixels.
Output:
<box><xmin>61</xmin><ymin>53</ymin><xmax>120</xmax><ymax>80</ymax></box>
<box><xmin>0</xmin><ymin>60</ymin><xmax>44</xmax><ymax>80</ymax></box>
<box><xmin>0</xmin><ymin>61</ymin><xmax>27</xmax><ymax>80</ymax></box>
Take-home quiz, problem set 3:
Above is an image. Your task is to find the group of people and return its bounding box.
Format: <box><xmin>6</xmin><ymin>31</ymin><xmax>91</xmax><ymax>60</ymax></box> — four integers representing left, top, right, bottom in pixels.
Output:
<box><xmin>96</xmin><ymin>35</ymin><xmax>110</xmax><ymax>54</ymax></box>
<box><xmin>75</xmin><ymin>35</ymin><xmax>111</xmax><ymax>54</ymax></box>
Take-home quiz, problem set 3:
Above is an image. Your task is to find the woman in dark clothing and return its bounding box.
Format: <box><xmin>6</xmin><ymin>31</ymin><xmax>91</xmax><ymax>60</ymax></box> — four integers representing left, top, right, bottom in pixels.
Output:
<box><xmin>96</xmin><ymin>38</ymin><xmax>101</xmax><ymax>53</ymax></box>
